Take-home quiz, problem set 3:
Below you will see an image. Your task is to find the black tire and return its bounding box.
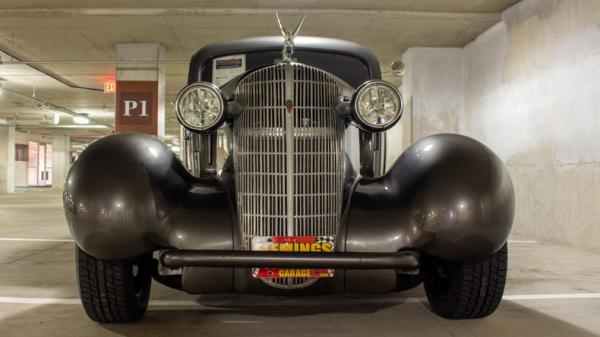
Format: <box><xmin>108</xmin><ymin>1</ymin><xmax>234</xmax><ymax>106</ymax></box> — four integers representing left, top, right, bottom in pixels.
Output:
<box><xmin>76</xmin><ymin>247</ymin><xmax>153</xmax><ymax>323</ymax></box>
<box><xmin>423</xmin><ymin>244</ymin><xmax>507</xmax><ymax>319</ymax></box>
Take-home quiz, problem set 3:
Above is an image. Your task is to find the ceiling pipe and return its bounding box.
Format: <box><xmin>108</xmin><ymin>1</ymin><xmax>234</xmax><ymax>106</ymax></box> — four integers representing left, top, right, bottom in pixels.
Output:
<box><xmin>4</xmin><ymin>123</ymin><xmax>110</xmax><ymax>130</ymax></box>
<box><xmin>0</xmin><ymin>49</ymin><xmax>104</xmax><ymax>92</ymax></box>
<box><xmin>0</xmin><ymin>86</ymin><xmax>113</xmax><ymax>130</ymax></box>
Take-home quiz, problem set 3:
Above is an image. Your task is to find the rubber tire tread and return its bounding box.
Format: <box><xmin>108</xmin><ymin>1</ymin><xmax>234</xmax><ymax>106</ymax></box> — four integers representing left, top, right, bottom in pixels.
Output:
<box><xmin>424</xmin><ymin>244</ymin><xmax>508</xmax><ymax>319</ymax></box>
<box><xmin>76</xmin><ymin>247</ymin><xmax>151</xmax><ymax>323</ymax></box>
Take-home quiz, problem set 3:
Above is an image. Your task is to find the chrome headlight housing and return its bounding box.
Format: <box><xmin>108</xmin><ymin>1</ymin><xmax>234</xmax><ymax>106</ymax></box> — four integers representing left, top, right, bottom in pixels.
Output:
<box><xmin>175</xmin><ymin>82</ymin><xmax>225</xmax><ymax>132</ymax></box>
<box><xmin>353</xmin><ymin>80</ymin><xmax>403</xmax><ymax>131</ymax></box>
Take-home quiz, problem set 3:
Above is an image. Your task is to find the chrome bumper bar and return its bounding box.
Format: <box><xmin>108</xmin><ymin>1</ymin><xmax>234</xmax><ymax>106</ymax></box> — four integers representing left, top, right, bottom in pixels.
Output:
<box><xmin>159</xmin><ymin>250</ymin><xmax>419</xmax><ymax>270</ymax></box>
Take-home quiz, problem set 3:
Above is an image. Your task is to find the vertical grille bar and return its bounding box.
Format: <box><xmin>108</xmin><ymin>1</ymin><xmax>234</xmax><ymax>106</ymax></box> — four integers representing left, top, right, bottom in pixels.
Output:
<box><xmin>284</xmin><ymin>64</ymin><xmax>295</xmax><ymax>236</ymax></box>
<box><xmin>233</xmin><ymin>63</ymin><xmax>345</xmax><ymax>289</ymax></box>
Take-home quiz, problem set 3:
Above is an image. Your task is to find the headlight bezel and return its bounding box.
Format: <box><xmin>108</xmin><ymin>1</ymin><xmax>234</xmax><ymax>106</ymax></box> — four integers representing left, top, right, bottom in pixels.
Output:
<box><xmin>352</xmin><ymin>80</ymin><xmax>403</xmax><ymax>132</ymax></box>
<box><xmin>175</xmin><ymin>81</ymin><xmax>225</xmax><ymax>133</ymax></box>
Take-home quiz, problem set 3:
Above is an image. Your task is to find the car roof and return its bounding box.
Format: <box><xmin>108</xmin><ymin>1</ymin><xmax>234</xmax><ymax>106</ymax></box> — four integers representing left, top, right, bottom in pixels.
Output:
<box><xmin>187</xmin><ymin>36</ymin><xmax>381</xmax><ymax>84</ymax></box>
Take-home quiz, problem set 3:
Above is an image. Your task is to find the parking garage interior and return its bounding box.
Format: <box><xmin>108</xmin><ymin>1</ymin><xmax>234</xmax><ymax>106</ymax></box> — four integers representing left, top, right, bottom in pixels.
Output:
<box><xmin>1</xmin><ymin>0</ymin><xmax>600</xmax><ymax>336</ymax></box>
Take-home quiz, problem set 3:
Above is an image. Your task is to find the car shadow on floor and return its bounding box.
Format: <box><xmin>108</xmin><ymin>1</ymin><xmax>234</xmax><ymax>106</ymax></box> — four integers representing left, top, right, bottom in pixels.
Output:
<box><xmin>104</xmin><ymin>296</ymin><xmax>600</xmax><ymax>337</ymax></box>
<box><xmin>1</xmin><ymin>296</ymin><xmax>599</xmax><ymax>337</ymax></box>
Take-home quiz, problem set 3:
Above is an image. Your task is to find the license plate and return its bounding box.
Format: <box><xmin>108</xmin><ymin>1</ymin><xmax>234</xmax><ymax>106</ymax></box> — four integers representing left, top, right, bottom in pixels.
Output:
<box><xmin>251</xmin><ymin>235</ymin><xmax>335</xmax><ymax>279</ymax></box>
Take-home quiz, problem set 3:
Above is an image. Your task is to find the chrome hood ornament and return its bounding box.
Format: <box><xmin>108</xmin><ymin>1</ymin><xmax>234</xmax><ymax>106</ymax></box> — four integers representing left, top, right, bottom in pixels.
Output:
<box><xmin>275</xmin><ymin>12</ymin><xmax>305</xmax><ymax>62</ymax></box>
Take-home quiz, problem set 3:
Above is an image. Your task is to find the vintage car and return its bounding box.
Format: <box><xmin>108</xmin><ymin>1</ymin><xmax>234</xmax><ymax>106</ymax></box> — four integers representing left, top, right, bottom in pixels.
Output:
<box><xmin>64</xmin><ymin>15</ymin><xmax>514</xmax><ymax>323</ymax></box>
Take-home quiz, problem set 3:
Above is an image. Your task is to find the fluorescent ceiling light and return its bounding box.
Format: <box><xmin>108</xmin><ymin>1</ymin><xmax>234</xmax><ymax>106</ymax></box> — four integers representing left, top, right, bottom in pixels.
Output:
<box><xmin>73</xmin><ymin>114</ymin><xmax>90</xmax><ymax>124</ymax></box>
<box><xmin>65</xmin><ymin>124</ymin><xmax>106</xmax><ymax>129</ymax></box>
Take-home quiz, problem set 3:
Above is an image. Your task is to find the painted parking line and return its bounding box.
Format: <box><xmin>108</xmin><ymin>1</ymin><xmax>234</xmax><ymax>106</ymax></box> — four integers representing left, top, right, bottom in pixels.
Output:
<box><xmin>0</xmin><ymin>297</ymin><xmax>81</xmax><ymax>305</ymax></box>
<box><xmin>0</xmin><ymin>238</ymin><xmax>74</xmax><ymax>242</ymax></box>
<box><xmin>508</xmin><ymin>240</ymin><xmax>538</xmax><ymax>244</ymax></box>
<box><xmin>1</xmin><ymin>293</ymin><xmax>599</xmax><ymax>306</ymax></box>
<box><xmin>504</xmin><ymin>293</ymin><xmax>600</xmax><ymax>300</ymax></box>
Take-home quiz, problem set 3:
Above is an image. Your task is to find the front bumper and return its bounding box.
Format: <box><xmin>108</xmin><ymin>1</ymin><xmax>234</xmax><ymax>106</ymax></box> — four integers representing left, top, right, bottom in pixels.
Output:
<box><xmin>159</xmin><ymin>249</ymin><xmax>419</xmax><ymax>271</ymax></box>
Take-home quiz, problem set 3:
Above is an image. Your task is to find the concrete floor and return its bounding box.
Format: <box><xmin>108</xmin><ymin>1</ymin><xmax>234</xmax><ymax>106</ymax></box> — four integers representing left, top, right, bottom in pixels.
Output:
<box><xmin>1</xmin><ymin>190</ymin><xmax>600</xmax><ymax>337</ymax></box>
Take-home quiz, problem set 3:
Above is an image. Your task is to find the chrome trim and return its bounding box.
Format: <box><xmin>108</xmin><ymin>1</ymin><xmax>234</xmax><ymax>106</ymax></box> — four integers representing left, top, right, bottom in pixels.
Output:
<box><xmin>275</xmin><ymin>12</ymin><xmax>305</xmax><ymax>62</ymax></box>
<box><xmin>233</xmin><ymin>63</ymin><xmax>346</xmax><ymax>289</ymax></box>
<box><xmin>220</xmin><ymin>65</ymin><xmax>357</xmax><ymax>101</ymax></box>
<box><xmin>175</xmin><ymin>81</ymin><xmax>225</xmax><ymax>133</ymax></box>
<box><xmin>352</xmin><ymin>80</ymin><xmax>403</xmax><ymax>131</ymax></box>
<box><xmin>284</xmin><ymin>63</ymin><xmax>295</xmax><ymax>235</ymax></box>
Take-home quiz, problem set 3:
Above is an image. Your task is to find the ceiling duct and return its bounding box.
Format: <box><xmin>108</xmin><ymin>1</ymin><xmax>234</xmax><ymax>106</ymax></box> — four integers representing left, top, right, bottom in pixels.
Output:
<box><xmin>0</xmin><ymin>49</ymin><xmax>102</xmax><ymax>92</ymax></box>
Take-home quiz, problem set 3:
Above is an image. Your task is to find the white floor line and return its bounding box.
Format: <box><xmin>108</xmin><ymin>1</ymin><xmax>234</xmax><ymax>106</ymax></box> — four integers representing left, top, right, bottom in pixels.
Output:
<box><xmin>0</xmin><ymin>238</ymin><xmax>74</xmax><ymax>242</ymax></box>
<box><xmin>0</xmin><ymin>297</ymin><xmax>80</xmax><ymax>305</ymax></box>
<box><xmin>1</xmin><ymin>293</ymin><xmax>599</xmax><ymax>306</ymax></box>
<box><xmin>504</xmin><ymin>293</ymin><xmax>600</xmax><ymax>300</ymax></box>
<box><xmin>508</xmin><ymin>240</ymin><xmax>538</xmax><ymax>244</ymax></box>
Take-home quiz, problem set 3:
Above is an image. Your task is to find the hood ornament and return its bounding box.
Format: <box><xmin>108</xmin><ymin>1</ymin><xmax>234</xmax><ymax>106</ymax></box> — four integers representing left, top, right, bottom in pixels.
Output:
<box><xmin>275</xmin><ymin>12</ymin><xmax>305</xmax><ymax>62</ymax></box>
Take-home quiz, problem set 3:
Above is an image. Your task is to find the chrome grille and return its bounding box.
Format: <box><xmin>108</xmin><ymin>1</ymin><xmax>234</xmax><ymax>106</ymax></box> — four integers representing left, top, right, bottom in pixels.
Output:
<box><xmin>233</xmin><ymin>63</ymin><xmax>345</xmax><ymax>289</ymax></box>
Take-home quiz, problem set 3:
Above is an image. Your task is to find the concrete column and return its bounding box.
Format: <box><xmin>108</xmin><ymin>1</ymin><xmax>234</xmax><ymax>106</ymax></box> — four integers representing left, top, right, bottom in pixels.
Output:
<box><xmin>386</xmin><ymin>48</ymin><xmax>465</xmax><ymax>168</ymax></box>
<box><xmin>116</xmin><ymin>43</ymin><xmax>166</xmax><ymax>138</ymax></box>
<box><xmin>0</xmin><ymin>122</ymin><xmax>16</xmax><ymax>193</ymax></box>
<box><xmin>403</xmin><ymin>48</ymin><xmax>465</xmax><ymax>142</ymax></box>
<box><xmin>52</xmin><ymin>132</ymin><xmax>70</xmax><ymax>191</ymax></box>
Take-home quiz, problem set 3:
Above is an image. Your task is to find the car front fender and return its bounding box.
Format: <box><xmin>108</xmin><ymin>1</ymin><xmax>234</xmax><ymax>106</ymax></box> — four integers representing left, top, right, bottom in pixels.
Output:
<box><xmin>344</xmin><ymin>133</ymin><xmax>515</xmax><ymax>261</ymax></box>
<box><xmin>63</xmin><ymin>133</ymin><xmax>234</xmax><ymax>260</ymax></box>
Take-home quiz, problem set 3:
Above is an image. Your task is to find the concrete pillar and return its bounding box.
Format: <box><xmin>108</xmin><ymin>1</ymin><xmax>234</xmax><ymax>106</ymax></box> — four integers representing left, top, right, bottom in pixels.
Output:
<box><xmin>386</xmin><ymin>48</ymin><xmax>465</xmax><ymax>168</ymax></box>
<box><xmin>52</xmin><ymin>132</ymin><xmax>70</xmax><ymax>191</ymax></box>
<box><xmin>0</xmin><ymin>123</ymin><xmax>16</xmax><ymax>193</ymax></box>
<box><xmin>116</xmin><ymin>43</ymin><xmax>166</xmax><ymax>138</ymax></box>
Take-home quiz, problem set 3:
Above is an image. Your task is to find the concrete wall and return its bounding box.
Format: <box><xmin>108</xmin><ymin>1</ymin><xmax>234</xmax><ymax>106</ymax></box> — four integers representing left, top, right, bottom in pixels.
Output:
<box><xmin>51</xmin><ymin>132</ymin><xmax>70</xmax><ymax>191</ymax></box>
<box><xmin>463</xmin><ymin>0</ymin><xmax>600</xmax><ymax>252</ymax></box>
<box><xmin>396</xmin><ymin>0</ymin><xmax>600</xmax><ymax>252</ymax></box>
<box><xmin>14</xmin><ymin>131</ymin><xmax>32</xmax><ymax>187</ymax></box>
<box><xmin>14</xmin><ymin>162</ymin><xmax>27</xmax><ymax>187</ymax></box>
<box><xmin>386</xmin><ymin>48</ymin><xmax>465</xmax><ymax>167</ymax></box>
<box><xmin>404</xmin><ymin>48</ymin><xmax>465</xmax><ymax>141</ymax></box>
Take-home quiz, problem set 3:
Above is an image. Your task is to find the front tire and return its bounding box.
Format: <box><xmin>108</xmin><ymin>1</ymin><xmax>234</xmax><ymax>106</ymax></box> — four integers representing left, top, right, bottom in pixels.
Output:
<box><xmin>423</xmin><ymin>244</ymin><xmax>508</xmax><ymax>319</ymax></box>
<box><xmin>76</xmin><ymin>247</ymin><xmax>152</xmax><ymax>323</ymax></box>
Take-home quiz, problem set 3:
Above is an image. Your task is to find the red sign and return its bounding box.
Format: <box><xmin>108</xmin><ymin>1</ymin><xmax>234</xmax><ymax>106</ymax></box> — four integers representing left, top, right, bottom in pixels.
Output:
<box><xmin>115</xmin><ymin>81</ymin><xmax>158</xmax><ymax>135</ymax></box>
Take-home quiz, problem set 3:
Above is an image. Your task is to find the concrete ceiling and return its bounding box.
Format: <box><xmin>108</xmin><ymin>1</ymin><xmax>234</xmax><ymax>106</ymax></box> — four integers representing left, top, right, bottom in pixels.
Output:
<box><xmin>0</xmin><ymin>0</ymin><xmax>520</xmax><ymax>143</ymax></box>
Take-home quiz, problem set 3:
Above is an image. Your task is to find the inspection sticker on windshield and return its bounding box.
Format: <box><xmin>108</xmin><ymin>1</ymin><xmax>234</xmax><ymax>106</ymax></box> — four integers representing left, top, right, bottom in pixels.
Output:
<box><xmin>251</xmin><ymin>236</ymin><xmax>335</xmax><ymax>279</ymax></box>
<box><xmin>212</xmin><ymin>54</ymin><xmax>246</xmax><ymax>87</ymax></box>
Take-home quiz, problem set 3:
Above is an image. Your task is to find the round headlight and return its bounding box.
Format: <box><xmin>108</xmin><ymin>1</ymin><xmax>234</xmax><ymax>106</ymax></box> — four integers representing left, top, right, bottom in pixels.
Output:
<box><xmin>175</xmin><ymin>82</ymin><xmax>225</xmax><ymax>132</ymax></box>
<box><xmin>353</xmin><ymin>80</ymin><xmax>403</xmax><ymax>131</ymax></box>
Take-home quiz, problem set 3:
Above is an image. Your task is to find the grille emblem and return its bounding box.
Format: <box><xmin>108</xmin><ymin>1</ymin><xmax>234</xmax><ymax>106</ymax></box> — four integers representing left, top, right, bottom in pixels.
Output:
<box><xmin>285</xmin><ymin>99</ymin><xmax>294</xmax><ymax>114</ymax></box>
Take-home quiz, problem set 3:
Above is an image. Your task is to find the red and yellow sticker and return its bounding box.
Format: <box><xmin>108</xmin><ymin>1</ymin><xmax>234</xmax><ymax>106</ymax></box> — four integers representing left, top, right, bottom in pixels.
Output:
<box><xmin>251</xmin><ymin>236</ymin><xmax>335</xmax><ymax>279</ymax></box>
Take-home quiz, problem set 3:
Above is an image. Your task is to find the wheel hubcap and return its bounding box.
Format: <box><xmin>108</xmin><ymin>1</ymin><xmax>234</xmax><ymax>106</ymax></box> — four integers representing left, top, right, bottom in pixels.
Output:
<box><xmin>430</xmin><ymin>258</ymin><xmax>454</xmax><ymax>297</ymax></box>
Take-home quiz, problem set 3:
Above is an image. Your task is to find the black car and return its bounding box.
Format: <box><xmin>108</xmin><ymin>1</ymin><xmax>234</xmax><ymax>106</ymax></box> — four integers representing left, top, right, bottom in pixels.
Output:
<box><xmin>64</xmin><ymin>16</ymin><xmax>514</xmax><ymax>323</ymax></box>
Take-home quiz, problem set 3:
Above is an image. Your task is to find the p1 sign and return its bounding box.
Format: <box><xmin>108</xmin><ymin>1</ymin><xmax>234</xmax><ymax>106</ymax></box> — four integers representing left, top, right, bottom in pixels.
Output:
<box><xmin>115</xmin><ymin>81</ymin><xmax>158</xmax><ymax>135</ymax></box>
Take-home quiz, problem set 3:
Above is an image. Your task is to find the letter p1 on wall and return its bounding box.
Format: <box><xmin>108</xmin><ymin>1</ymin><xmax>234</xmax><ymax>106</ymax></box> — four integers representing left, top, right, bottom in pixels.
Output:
<box><xmin>115</xmin><ymin>81</ymin><xmax>158</xmax><ymax>135</ymax></box>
